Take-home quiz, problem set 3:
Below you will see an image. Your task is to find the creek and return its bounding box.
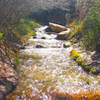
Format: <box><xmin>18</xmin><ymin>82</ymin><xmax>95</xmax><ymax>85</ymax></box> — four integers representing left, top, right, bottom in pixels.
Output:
<box><xmin>7</xmin><ymin>26</ymin><xmax>100</xmax><ymax>100</ymax></box>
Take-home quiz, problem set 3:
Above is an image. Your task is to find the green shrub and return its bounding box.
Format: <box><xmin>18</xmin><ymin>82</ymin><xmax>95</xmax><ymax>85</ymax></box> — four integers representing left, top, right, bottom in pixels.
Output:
<box><xmin>14</xmin><ymin>56</ymin><xmax>19</xmax><ymax>65</ymax></box>
<box><xmin>67</xmin><ymin>20</ymin><xmax>84</xmax><ymax>40</ymax></box>
<box><xmin>90</xmin><ymin>67</ymin><xmax>96</xmax><ymax>73</ymax></box>
<box><xmin>14</xmin><ymin>18</ymin><xmax>40</xmax><ymax>38</ymax></box>
<box><xmin>68</xmin><ymin>0</ymin><xmax>100</xmax><ymax>50</ymax></box>
<box><xmin>82</xmin><ymin>31</ymin><xmax>96</xmax><ymax>49</ymax></box>
<box><xmin>0</xmin><ymin>17</ymin><xmax>40</xmax><ymax>65</ymax></box>
<box><xmin>0</xmin><ymin>32</ymin><xmax>3</xmax><ymax>38</ymax></box>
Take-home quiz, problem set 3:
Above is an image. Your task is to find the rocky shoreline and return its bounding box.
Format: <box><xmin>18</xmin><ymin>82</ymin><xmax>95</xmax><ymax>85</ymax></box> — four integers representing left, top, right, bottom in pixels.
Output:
<box><xmin>0</xmin><ymin>60</ymin><xmax>17</xmax><ymax>100</ymax></box>
<box><xmin>49</xmin><ymin>22</ymin><xmax>100</xmax><ymax>75</ymax></box>
<box><xmin>71</xmin><ymin>43</ymin><xmax>100</xmax><ymax>74</ymax></box>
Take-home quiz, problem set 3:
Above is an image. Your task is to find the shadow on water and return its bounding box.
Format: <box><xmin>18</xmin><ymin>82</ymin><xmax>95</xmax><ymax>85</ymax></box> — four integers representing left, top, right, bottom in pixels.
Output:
<box><xmin>30</xmin><ymin>8</ymin><xmax>68</xmax><ymax>25</ymax></box>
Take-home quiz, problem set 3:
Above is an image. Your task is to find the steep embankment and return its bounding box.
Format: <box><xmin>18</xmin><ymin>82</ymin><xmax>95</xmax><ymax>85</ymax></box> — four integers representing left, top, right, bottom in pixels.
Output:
<box><xmin>66</xmin><ymin>0</ymin><xmax>100</xmax><ymax>74</ymax></box>
<box><xmin>0</xmin><ymin>61</ymin><xmax>17</xmax><ymax>100</ymax></box>
<box><xmin>67</xmin><ymin>0</ymin><xmax>100</xmax><ymax>50</ymax></box>
<box><xmin>0</xmin><ymin>17</ymin><xmax>40</xmax><ymax>99</ymax></box>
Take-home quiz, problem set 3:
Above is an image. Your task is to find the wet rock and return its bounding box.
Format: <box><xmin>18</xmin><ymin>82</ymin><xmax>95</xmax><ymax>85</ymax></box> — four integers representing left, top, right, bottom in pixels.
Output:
<box><xmin>45</xmin><ymin>27</ymin><xmax>53</xmax><ymax>32</ymax></box>
<box><xmin>41</xmin><ymin>37</ymin><xmax>46</xmax><ymax>39</ymax></box>
<box><xmin>47</xmin><ymin>32</ymin><xmax>57</xmax><ymax>35</ymax></box>
<box><xmin>49</xmin><ymin>22</ymin><xmax>66</xmax><ymax>32</ymax></box>
<box><xmin>92</xmin><ymin>67</ymin><xmax>100</xmax><ymax>75</ymax></box>
<box><xmin>58</xmin><ymin>30</ymin><xmax>69</xmax><ymax>36</ymax></box>
<box><xmin>56</xmin><ymin>29</ymin><xmax>71</xmax><ymax>40</ymax></box>
<box><xmin>36</xmin><ymin>45</ymin><xmax>44</xmax><ymax>48</ymax></box>
<box><xmin>63</xmin><ymin>44</ymin><xmax>70</xmax><ymax>48</ymax></box>
<box><xmin>56</xmin><ymin>35</ymin><xmax>67</xmax><ymax>40</ymax></box>
<box><xmin>33</xmin><ymin>36</ymin><xmax>37</xmax><ymax>39</ymax></box>
<box><xmin>63</xmin><ymin>42</ymin><xmax>71</xmax><ymax>48</ymax></box>
<box><xmin>20</xmin><ymin>46</ymin><xmax>25</xmax><ymax>49</ymax></box>
<box><xmin>96</xmin><ymin>67</ymin><xmax>100</xmax><ymax>74</ymax></box>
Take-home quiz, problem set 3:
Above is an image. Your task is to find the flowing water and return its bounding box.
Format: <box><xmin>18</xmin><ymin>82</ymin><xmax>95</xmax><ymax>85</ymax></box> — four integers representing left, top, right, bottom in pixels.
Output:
<box><xmin>7</xmin><ymin>26</ymin><xmax>100</xmax><ymax>100</ymax></box>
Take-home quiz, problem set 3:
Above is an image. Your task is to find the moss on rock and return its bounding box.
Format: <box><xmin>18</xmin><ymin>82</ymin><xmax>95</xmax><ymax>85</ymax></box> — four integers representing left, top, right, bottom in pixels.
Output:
<box><xmin>71</xmin><ymin>49</ymin><xmax>97</xmax><ymax>74</ymax></box>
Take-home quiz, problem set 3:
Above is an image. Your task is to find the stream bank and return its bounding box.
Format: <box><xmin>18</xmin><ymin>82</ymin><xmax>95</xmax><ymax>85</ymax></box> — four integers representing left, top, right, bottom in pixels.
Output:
<box><xmin>6</xmin><ymin>25</ymin><xmax>100</xmax><ymax>100</ymax></box>
<box><xmin>0</xmin><ymin>60</ymin><xmax>17</xmax><ymax>100</ymax></box>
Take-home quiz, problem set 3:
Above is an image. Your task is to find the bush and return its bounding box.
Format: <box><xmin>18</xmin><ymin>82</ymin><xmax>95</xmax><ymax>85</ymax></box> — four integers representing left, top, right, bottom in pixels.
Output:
<box><xmin>0</xmin><ymin>32</ymin><xmax>3</xmax><ymax>38</ymax></box>
<box><xmin>14</xmin><ymin>18</ymin><xmax>40</xmax><ymax>38</ymax></box>
<box><xmin>68</xmin><ymin>0</ymin><xmax>100</xmax><ymax>50</ymax></box>
<box><xmin>0</xmin><ymin>17</ymin><xmax>41</xmax><ymax>63</ymax></box>
<box><xmin>81</xmin><ymin>2</ymin><xmax>100</xmax><ymax>50</ymax></box>
<box><xmin>67</xmin><ymin>20</ymin><xmax>84</xmax><ymax>40</ymax></box>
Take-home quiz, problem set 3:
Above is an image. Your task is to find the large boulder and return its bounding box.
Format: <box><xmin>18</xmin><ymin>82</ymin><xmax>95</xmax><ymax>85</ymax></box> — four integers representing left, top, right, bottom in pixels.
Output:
<box><xmin>58</xmin><ymin>28</ymin><xmax>71</xmax><ymax>36</ymax></box>
<box><xmin>56</xmin><ymin>28</ymin><xmax>71</xmax><ymax>40</ymax></box>
<box><xmin>58</xmin><ymin>31</ymin><xmax>68</xmax><ymax>36</ymax></box>
<box><xmin>49</xmin><ymin>22</ymin><xmax>67</xmax><ymax>32</ymax></box>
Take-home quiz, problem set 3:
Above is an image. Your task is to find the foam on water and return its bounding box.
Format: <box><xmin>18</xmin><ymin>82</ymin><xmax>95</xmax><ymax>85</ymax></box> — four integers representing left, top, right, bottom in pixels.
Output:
<box><xmin>7</xmin><ymin>26</ymin><xmax>100</xmax><ymax>100</ymax></box>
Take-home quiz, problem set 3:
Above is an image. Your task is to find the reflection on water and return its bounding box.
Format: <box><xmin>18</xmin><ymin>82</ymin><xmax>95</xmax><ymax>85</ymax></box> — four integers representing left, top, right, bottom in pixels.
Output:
<box><xmin>7</xmin><ymin>26</ymin><xmax>100</xmax><ymax>100</ymax></box>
